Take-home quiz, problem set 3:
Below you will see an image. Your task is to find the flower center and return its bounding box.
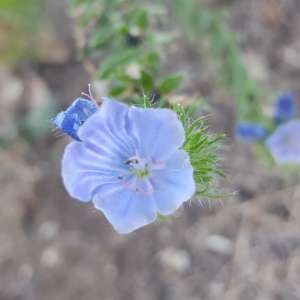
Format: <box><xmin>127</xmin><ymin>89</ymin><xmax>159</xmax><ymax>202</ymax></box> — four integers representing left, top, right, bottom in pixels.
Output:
<box><xmin>125</xmin><ymin>156</ymin><xmax>149</xmax><ymax>179</ymax></box>
<box><xmin>117</xmin><ymin>156</ymin><xmax>166</xmax><ymax>196</ymax></box>
<box><xmin>135</xmin><ymin>169</ymin><xmax>149</xmax><ymax>178</ymax></box>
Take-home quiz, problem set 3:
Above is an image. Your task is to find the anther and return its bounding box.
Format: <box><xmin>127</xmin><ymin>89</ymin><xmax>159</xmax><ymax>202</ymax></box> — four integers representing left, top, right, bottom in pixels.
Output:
<box><xmin>125</xmin><ymin>158</ymin><xmax>139</xmax><ymax>165</ymax></box>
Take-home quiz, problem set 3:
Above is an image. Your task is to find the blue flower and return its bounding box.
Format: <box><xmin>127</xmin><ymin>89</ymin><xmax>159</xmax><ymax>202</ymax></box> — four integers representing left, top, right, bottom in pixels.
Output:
<box><xmin>62</xmin><ymin>98</ymin><xmax>195</xmax><ymax>233</ymax></box>
<box><xmin>274</xmin><ymin>92</ymin><xmax>296</xmax><ymax>125</ymax></box>
<box><xmin>52</xmin><ymin>97</ymin><xmax>98</xmax><ymax>141</ymax></box>
<box><xmin>235</xmin><ymin>122</ymin><xmax>268</xmax><ymax>141</ymax></box>
<box><xmin>265</xmin><ymin>120</ymin><xmax>300</xmax><ymax>164</ymax></box>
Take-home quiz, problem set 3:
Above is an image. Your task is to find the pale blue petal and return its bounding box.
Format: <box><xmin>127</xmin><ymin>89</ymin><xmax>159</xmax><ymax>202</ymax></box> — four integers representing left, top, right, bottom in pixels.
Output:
<box><xmin>127</xmin><ymin>107</ymin><xmax>185</xmax><ymax>159</ymax></box>
<box><xmin>150</xmin><ymin>150</ymin><xmax>195</xmax><ymax>215</ymax></box>
<box><xmin>62</xmin><ymin>142</ymin><xmax>127</xmax><ymax>202</ymax></box>
<box><xmin>93</xmin><ymin>189</ymin><xmax>156</xmax><ymax>234</ymax></box>
<box><xmin>266</xmin><ymin>120</ymin><xmax>300</xmax><ymax>164</ymax></box>
<box><xmin>78</xmin><ymin>99</ymin><xmax>136</xmax><ymax>158</ymax></box>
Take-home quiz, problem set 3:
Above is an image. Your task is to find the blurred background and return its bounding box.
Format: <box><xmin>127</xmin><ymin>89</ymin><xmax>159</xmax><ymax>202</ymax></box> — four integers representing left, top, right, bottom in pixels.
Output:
<box><xmin>1</xmin><ymin>0</ymin><xmax>300</xmax><ymax>299</ymax></box>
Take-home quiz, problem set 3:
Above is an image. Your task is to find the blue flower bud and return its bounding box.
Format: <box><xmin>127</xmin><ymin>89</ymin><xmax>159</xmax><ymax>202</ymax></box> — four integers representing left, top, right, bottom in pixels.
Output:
<box><xmin>274</xmin><ymin>92</ymin><xmax>296</xmax><ymax>125</ymax></box>
<box><xmin>235</xmin><ymin>122</ymin><xmax>268</xmax><ymax>142</ymax></box>
<box><xmin>52</xmin><ymin>98</ymin><xmax>98</xmax><ymax>141</ymax></box>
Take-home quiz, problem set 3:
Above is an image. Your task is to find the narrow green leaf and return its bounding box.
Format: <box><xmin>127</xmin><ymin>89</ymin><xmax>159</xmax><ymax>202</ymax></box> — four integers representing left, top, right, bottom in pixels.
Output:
<box><xmin>88</xmin><ymin>27</ymin><xmax>115</xmax><ymax>49</ymax></box>
<box><xmin>158</xmin><ymin>74</ymin><xmax>183</xmax><ymax>94</ymax></box>
<box><xmin>140</xmin><ymin>71</ymin><xmax>154</xmax><ymax>92</ymax></box>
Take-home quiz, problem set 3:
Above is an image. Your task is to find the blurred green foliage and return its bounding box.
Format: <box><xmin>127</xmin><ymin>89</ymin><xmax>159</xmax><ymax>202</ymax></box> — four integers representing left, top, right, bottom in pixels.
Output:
<box><xmin>0</xmin><ymin>0</ymin><xmax>55</xmax><ymax>145</ymax></box>
<box><xmin>69</xmin><ymin>0</ymin><xmax>182</xmax><ymax>102</ymax></box>
<box><xmin>170</xmin><ymin>0</ymin><xmax>266</xmax><ymax>124</ymax></box>
<box><xmin>0</xmin><ymin>0</ymin><xmax>43</xmax><ymax>64</ymax></box>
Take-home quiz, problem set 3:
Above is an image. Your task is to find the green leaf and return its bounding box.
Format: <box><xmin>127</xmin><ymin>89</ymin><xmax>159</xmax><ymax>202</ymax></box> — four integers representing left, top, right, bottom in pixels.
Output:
<box><xmin>142</xmin><ymin>52</ymin><xmax>160</xmax><ymax>67</ymax></box>
<box><xmin>109</xmin><ymin>84</ymin><xmax>127</xmax><ymax>97</ymax></box>
<box><xmin>96</xmin><ymin>49</ymin><xmax>140</xmax><ymax>78</ymax></box>
<box><xmin>134</xmin><ymin>9</ymin><xmax>148</xmax><ymax>29</ymax></box>
<box><xmin>88</xmin><ymin>26</ymin><xmax>115</xmax><ymax>49</ymax></box>
<box><xmin>158</xmin><ymin>74</ymin><xmax>183</xmax><ymax>94</ymax></box>
<box><xmin>118</xmin><ymin>24</ymin><xmax>129</xmax><ymax>35</ymax></box>
<box><xmin>140</xmin><ymin>71</ymin><xmax>154</xmax><ymax>92</ymax></box>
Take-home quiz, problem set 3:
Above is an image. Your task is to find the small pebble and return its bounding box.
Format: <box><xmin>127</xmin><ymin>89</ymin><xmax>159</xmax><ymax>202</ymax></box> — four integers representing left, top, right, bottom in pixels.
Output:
<box><xmin>205</xmin><ymin>235</ymin><xmax>233</xmax><ymax>256</ymax></box>
<box><xmin>158</xmin><ymin>247</ymin><xmax>191</xmax><ymax>273</ymax></box>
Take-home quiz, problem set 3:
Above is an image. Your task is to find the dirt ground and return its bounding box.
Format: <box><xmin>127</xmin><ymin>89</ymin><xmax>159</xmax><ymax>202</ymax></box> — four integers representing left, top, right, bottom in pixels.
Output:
<box><xmin>1</xmin><ymin>0</ymin><xmax>300</xmax><ymax>300</ymax></box>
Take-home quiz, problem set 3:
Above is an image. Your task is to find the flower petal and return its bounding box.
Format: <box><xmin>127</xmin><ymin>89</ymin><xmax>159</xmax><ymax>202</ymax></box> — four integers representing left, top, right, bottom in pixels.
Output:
<box><xmin>266</xmin><ymin>120</ymin><xmax>300</xmax><ymax>164</ymax></box>
<box><xmin>93</xmin><ymin>189</ymin><xmax>156</xmax><ymax>234</ymax></box>
<box><xmin>128</xmin><ymin>107</ymin><xmax>185</xmax><ymax>159</ymax></box>
<box><xmin>62</xmin><ymin>142</ymin><xmax>127</xmax><ymax>202</ymax></box>
<box><xmin>150</xmin><ymin>150</ymin><xmax>195</xmax><ymax>215</ymax></box>
<box><xmin>78</xmin><ymin>99</ymin><xmax>136</xmax><ymax>158</ymax></box>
